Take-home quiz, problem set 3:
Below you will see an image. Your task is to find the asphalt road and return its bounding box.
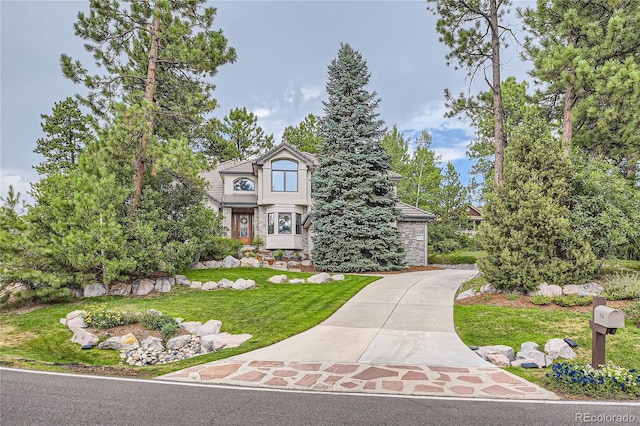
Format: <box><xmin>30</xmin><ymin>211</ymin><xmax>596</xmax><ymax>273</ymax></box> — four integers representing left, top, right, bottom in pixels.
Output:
<box><xmin>1</xmin><ymin>368</ymin><xmax>638</xmax><ymax>426</ymax></box>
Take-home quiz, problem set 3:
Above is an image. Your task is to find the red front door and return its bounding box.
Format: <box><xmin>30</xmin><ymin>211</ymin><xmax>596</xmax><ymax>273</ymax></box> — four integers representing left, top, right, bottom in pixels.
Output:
<box><xmin>232</xmin><ymin>212</ymin><xmax>253</xmax><ymax>245</ymax></box>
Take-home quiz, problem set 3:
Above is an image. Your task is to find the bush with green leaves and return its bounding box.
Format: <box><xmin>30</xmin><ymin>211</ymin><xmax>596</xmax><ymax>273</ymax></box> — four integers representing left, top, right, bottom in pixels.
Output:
<box><xmin>140</xmin><ymin>310</ymin><xmax>177</xmax><ymax>332</ymax></box>
<box><xmin>602</xmin><ymin>273</ymin><xmax>640</xmax><ymax>301</ymax></box>
<box><xmin>200</xmin><ymin>237</ymin><xmax>243</xmax><ymax>261</ymax></box>
<box><xmin>84</xmin><ymin>305</ymin><xmax>138</xmax><ymax>329</ymax></box>
<box><xmin>428</xmin><ymin>253</ymin><xmax>477</xmax><ymax>265</ymax></box>
<box><xmin>160</xmin><ymin>322</ymin><xmax>178</xmax><ymax>340</ymax></box>
<box><xmin>547</xmin><ymin>362</ymin><xmax>640</xmax><ymax>398</ymax></box>
<box><xmin>530</xmin><ymin>295</ymin><xmax>552</xmax><ymax>305</ymax></box>
<box><xmin>624</xmin><ymin>302</ymin><xmax>640</xmax><ymax>327</ymax></box>
<box><xmin>552</xmin><ymin>294</ymin><xmax>593</xmax><ymax>307</ymax></box>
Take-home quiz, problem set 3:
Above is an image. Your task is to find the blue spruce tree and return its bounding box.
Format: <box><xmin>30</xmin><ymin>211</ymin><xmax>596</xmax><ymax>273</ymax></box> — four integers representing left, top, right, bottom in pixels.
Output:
<box><xmin>311</xmin><ymin>43</ymin><xmax>404</xmax><ymax>272</ymax></box>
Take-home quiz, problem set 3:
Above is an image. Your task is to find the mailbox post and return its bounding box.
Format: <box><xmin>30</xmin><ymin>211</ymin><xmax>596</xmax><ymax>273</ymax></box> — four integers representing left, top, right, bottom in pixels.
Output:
<box><xmin>589</xmin><ymin>296</ymin><xmax>625</xmax><ymax>369</ymax></box>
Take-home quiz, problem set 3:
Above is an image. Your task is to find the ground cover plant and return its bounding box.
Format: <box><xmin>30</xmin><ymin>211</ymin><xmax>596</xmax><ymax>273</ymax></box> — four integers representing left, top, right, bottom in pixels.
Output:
<box><xmin>0</xmin><ymin>268</ymin><xmax>378</xmax><ymax>377</ymax></box>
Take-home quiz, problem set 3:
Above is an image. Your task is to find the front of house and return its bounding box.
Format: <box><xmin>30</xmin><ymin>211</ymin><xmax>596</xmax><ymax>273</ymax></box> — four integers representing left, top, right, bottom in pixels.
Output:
<box><xmin>201</xmin><ymin>143</ymin><xmax>435</xmax><ymax>266</ymax></box>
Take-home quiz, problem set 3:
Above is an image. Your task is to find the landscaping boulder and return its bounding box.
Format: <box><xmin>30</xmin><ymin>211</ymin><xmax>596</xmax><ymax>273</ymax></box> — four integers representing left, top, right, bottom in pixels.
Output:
<box><xmin>132</xmin><ymin>279</ymin><xmax>155</xmax><ymax>296</ymax></box>
<box><xmin>83</xmin><ymin>283</ymin><xmax>106</xmax><ymax>298</ymax></box>
<box><xmin>189</xmin><ymin>262</ymin><xmax>206</xmax><ymax>269</ymax></box>
<box><xmin>218</xmin><ymin>278</ymin><xmax>234</xmax><ymax>289</ymax></box>
<box><xmin>532</xmin><ymin>283</ymin><xmax>562</xmax><ymax>297</ymax></box>
<box><xmin>307</xmin><ymin>272</ymin><xmax>332</xmax><ymax>284</ymax></box>
<box><xmin>66</xmin><ymin>310</ymin><xmax>86</xmax><ymax>321</ymax></box>
<box><xmin>224</xmin><ymin>333</ymin><xmax>252</xmax><ymax>348</ymax></box>
<box><xmin>174</xmin><ymin>275</ymin><xmax>191</xmax><ymax>286</ymax></box>
<box><xmin>141</xmin><ymin>336</ymin><xmax>164</xmax><ymax>352</ymax></box>
<box><xmin>201</xmin><ymin>281</ymin><xmax>218</xmax><ymax>290</ymax></box>
<box><xmin>71</xmin><ymin>328</ymin><xmax>99</xmax><ymax>347</ymax></box>
<box><xmin>480</xmin><ymin>284</ymin><xmax>498</xmax><ymax>294</ymax></box>
<box><xmin>203</xmin><ymin>260</ymin><xmax>223</xmax><ymax>268</ymax></box>
<box><xmin>66</xmin><ymin>315</ymin><xmax>87</xmax><ymax>329</ymax></box>
<box><xmin>301</xmin><ymin>260</ymin><xmax>313</xmax><ymax>267</ymax></box>
<box><xmin>155</xmin><ymin>277</ymin><xmax>174</xmax><ymax>293</ymax></box>
<box><xmin>233</xmin><ymin>279</ymin><xmax>256</xmax><ymax>290</ymax></box>
<box><xmin>240</xmin><ymin>257</ymin><xmax>260</xmax><ymax>268</ymax></box>
<box><xmin>222</xmin><ymin>256</ymin><xmax>240</xmax><ymax>268</ymax></box>
<box><xmin>199</xmin><ymin>334</ymin><xmax>228</xmax><ymax>353</ymax></box>
<box><xmin>544</xmin><ymin>338</ymin><xmax>577</xmax><ymax>360</ymax></box>
<box><xmin>331</xmin><ymin>274</ymin><xmax>346</xmax><ymax>281</ymax></box>
<box><xmin>456</xmin><ymin>289</ymin><xmax>477</xmax><ymax>300</ymax></box>
<box><xmin>287</xmin><ymin>261</ymin><xmax>300</xmax><ymax>268</ymax></box>
<box><xmin>520</xmin><ymin>341</ymin><xmax>540</xmax><ymax>352</ymax></box>
<box><xmin>563</xmin><ymin>283</ymin><xmax>603</xmax><ymax>297</ymax></box>
<box><xmin>190</xmin><ymin>281</ymin><xmax>203</xmax><ymax>289</ymax></box>
<box><xmin>476</xmin><ymin>345</ymin><xmax>515</xmax><ymax>361</ymax></box>
<box><xmin>198</xmin><ymin>319</ymin><xmax>222</xmax><ymax>336</ymax></box>
<box><xmin>108</xmin><ymin>282</ymin><xmax>132</xmax><ymax>296</ymax></box>
<box><xmin>269</xmin><ymin>275</ymin><xmax>288</xmax><ymax>283</ymax></box>
<box><xmin>166</xmin><ymin>335</ymin><xmax>192</xmax><ymax>350</ymax></box>
<box><xmin>516</xmin><ymin>349</ymin><xmax>553</xmax><ymax>367</ymax></box>
<box><xmin>179</xmin><ymin>321</ymin><xmax>203</xmax><ymax>335</ymax></box>
<box><xmin>99</xmin><ymin>333</ymin><xmax>139</xmax><ymax>351</ymax></box>
<box><xmin>289</xmin><ymin>278</ymin><xmax>305</xmax><ymax>284</ymax></box>
<box><xmin>486</xmin><ymin>353</ymin><xmax>511</xmax><ymax>367</ymax></box>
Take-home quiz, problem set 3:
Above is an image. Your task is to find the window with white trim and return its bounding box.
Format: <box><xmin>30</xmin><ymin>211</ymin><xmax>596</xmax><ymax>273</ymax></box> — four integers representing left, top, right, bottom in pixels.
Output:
<box><xmin>272</xmin><ymin>160</ymin><xmax>298</xmax><ymax>192</ymax></box>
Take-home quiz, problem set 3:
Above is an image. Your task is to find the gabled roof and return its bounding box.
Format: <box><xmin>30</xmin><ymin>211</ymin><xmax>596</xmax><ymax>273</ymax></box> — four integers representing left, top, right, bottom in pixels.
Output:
<box><xmin>253</xmin><ymin>142</ymin><xmax>317</xmax><ymax>169</ymax></box>
<box><xmin>467</xmin><ymin>205</ymin><xmax>483</xmax><ymax>217</ymax></box>
<box><xmin>396</xmin><ymin>201</ymin><xmax>436</xmax><ymax>222</ymax></box>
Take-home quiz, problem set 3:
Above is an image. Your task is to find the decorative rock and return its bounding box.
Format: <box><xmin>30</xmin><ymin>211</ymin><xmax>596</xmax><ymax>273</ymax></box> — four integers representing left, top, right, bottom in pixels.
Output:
<box><xmin>179</xmin><ymin>321</ymin><xmax>202</xmax><ymax>335</ymax></box>
<box><xmin>66</xmin><ymin>316</ymin><xmax>88</xmax><ymax>329</ymax></box>
<box><xmin>71</xmin><ymin>328</ymin><xmax>99</xmax><ymax>347</ymax></box>
<box><xmin>287</xmin><ymin>261</ymin><xmax>300</xmax><ymax>267</ymax></box>
<box><xmin>486</xmin><ymin>353</ymin><xmax>511</xmax><ymax>367</ymax></box>
<box><xmin>224</xmin><ymin>333</ymin><xmax>252</xmax><ymax>348</ymax></box>
<box><xmin>222</xmin><ymin>256</ymin><xmax>241</xmax><ymax>268</ymax></box>
<box><xmin>108</xmin><ymin>282</ymin><xmax>132</xmax><ymax>296</ymax></box>
<box><xmin>203</xmin><ymin>260</ymin><xmax>223</xmax><ymax>268</ymax></box>
<box><xmin>147</xmin><ymin>309</ymin><xmax>163</xmax><ymax>316</ymax></box>
<box><xmin>520</xmin><ymin>341</ymin><xmax>540</xmax><ymax>352</ymax></box>
<box><xmin>141</xmin><ymin>336</ymin><xmax>164</xmax><ymax>351</ymax></box>
<box><xmin>132</xmin><ymin>278</ymin><xmax>155</xmax><ymax>296</ymax></box>
<box><xmin>155</xmin><ymin>277</ymin><xmax>174</xmax><ymax>293</ymax></box>
<box><xmin>59</xmin><ymin>318</ymin><xmax>67</xmax><ymax>326</ymax></box>
<box><xmin>190</xmin><ymin>281</ymin><xmax>203</xmax><ymax>289</ymax></box>
<box><xmin>240</xmin><ymin>257</ymin><xmax>260</xmax><ymax>268</ymax></box>
<box><xmin>233</xmin><ymin>279</ymin><xmax>256</xmax><ymax>290</ymax></box>
<box><xmin>562</xmin><ymin>285</ymin><xmax>580</xmax><ymax>295</ymax></box>
<box><xmin>81</xmin><ymin>343</ymin><xmax>94</xmax><ymax>350</ymax></box>
<box><xmin>476</xmin><ymin>345</ymin><xmax>515</xmax><ymax>361</ymax></box>
<box><xmin>480</xmin><ymin>284</ymin><xmax>498</xmax><ymax>294</ymax></box>
<box><xmin>289</xmin><ymin>278</ymin><xmax>306</xmax><ymax>284</ymax></box>
<box><xmin>174</xmin><ymin>275</ymin><xmax>191</xmax><ymax>286</ymax></box>
<box><xmin>218</xmin><ymin>278</ymin><xmax>234</xmax><ymax>289</ymax></box>
<box><xmin>532</xmin><ymin>282</ymin><xmax>563</xmax><ymax>297</ymax></box>
<box><xmin>456</xmin><ymin>289</ymin><xmax>477</xmax><ymax>300</ymax></box>
<box><xmin>166</xmin><ymin>335</ymin><xmax>192</xmax><ymax>350</ymax></box>
<box><xmin>189</xmin><ymin>262</ymin><xmax>206</xmax><ymax>269</ymax></box>
<box><xmin>269</xmin><ymin>275</ymin><xmax>288</xmax><ymax>283</ymax></box>
<box><xmin>201</xmin><ymin>281</ymin><xmax>218</xmax><ymax>290</ymax></box>
<box><xmin>511</xmin><ymin>359</ymin><xmax>541</xmax><ymax>368</ymax></box>
<box><xmin>66</xmin><ymin>310</ymin><xmax>86</xmax><ymax>321</ymax></box>
<box><xmin>200</xmin><ymin>334</ymin><xmax>227</xmax><ymax>353</ymax></box>
<box><xmin>83</xmin><ymin>283</ymin><xmax>106</xmax><ymax>298</ymax></box>
<box><xmin>562</xmin><ymin>283</ymin><xmax>602</xmax><ymax>296</ymax></box>
<box><xmin>198</xmin><ymin>319</ymin><xmax>222</xmax><ymax>336</ymax></box>
<box><xmin>516</xmin><ymin>349</ymin><xmax>554</xmax><ymax>367</ymax></box>
<box><xmin>307</xmin><ymin>272</ymin><xmax>332</xmax><ymax>284</ymax></box>
<box><xmin>98</xmin><ymin>333</ymin><xmax>139</xmax><ymax>351</ymax></box>
<box><xmin>331</xmin><ymin>274</ymin><xmax>346</xmax><ymax>281</ymax></box>
<box><xmin>301</xmin><ymin>260</ymin><xmax>313</xmax><ymax>267</ymax></box>
<box><xmin>544</xmin><ymin>338</ymin><xmax>577</xmax><ymax>360</ymax></box>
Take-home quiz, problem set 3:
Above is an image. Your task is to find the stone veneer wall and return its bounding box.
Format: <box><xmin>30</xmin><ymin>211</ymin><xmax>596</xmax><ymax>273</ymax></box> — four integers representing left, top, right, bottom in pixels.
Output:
<box><xmin>222</xmin><ymin>207</ymin><xmax>232</xmax><ymax>237</ymax></box>
<box><xmin>397</xmin><ymin>221</ymin><xmax>428</xmax><ymax>266</ymax></box>
<box><xmin>256</xmin><ymin>206</ymin><xmax>266</xmax><ymax>241</ymax></box>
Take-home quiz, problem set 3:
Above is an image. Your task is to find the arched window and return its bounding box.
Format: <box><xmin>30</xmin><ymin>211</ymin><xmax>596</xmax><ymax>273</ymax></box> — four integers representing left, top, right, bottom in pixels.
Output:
<box><xmin>272</xmin><ymin>160</ymin><xmax>298</xmax><ymax>192</ymax></box>
<box><xmin>233</xmin><ymin>178</ymin><xmax>255</xmax><ymax>191</ymax></box>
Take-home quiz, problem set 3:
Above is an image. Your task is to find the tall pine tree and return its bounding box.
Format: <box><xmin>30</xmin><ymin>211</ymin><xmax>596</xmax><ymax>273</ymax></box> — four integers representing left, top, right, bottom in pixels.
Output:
<box><xmin>311</xmin><ymin>43</ymin><xmax>404</xmax><ymax>272</ymax></box>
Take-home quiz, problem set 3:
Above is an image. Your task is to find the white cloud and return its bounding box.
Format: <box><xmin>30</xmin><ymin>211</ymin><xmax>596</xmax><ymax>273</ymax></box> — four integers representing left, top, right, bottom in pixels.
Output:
<box><xmin>300</xmin><ymin>84</ymin><xmax>323</xmax><ymax>102</ymax></box>
<box><xmin>433</xmin><ymin>146</ymin><xmax>468</xmax><ymax>163</ymax></box>
<box><xmin>1</xmin><ymin>171</ymin><xmax>36</xmax><ymax>206</ymax></box>
<box><xmin>252</xmin><ymin>107</ymin><xmax>271</xmax><ymax>119</ymax></box>
<box><xmin>400</xmin><ymin>100</ymin><xmax>474</xmax><ymax>134</ymax></box>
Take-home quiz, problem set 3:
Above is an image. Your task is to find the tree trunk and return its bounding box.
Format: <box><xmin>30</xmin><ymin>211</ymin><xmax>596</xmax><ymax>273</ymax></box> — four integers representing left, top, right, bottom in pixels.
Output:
<box><xmin>490</xmin><ymin>0</ymin><xmax>505</xmax><ymax>186</ymax></box>
<box><xmin>561</xmin><ymin>35</ymin><xmax>578</xmax><ymax>157</ymax></box>
<box><xmin>131</xmin><ymin>4</ymin><xmax>161</xmax><ymax>212</ymax></box>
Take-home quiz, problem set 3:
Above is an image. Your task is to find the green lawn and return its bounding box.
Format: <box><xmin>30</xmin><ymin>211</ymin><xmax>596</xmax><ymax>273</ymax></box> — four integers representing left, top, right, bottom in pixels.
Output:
<box><xmin>454</xmin><ymin>304</ymin><xmax>640</xmax><ymax>386</ymax></box>
<box><xmin>0</xmin><ymin>268</ymin><xmax>379</xmax><ymax>376</ymax></box>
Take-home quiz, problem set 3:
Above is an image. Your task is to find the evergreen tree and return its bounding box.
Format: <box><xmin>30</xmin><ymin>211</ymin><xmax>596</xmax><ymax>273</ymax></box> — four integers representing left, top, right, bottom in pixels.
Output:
<box><xmin>282</xmin><ymin>114</ymin><xmax>324</xmax><ymax>154</ymax></box>
<box><xmin>311</xmin><ymin>43</ymin><xmax>404</xmax><ymax>272</ymax></box>
<box><xmin>478</xmin><ymin>108</ymin><xmax>596</xmax><ymax>292</ymax></box>
<box><xmin>429</xmin><ymin>162</ymin><xmax>470</xmax><ymax>253</ymax></box>
<box><xmin>34</xmin><ymin>97</ymin><xmax>94</xmax><ymax>176</ymax></box>
<box><xmin>204</xmin><ymin>107</ymin><xmax>274</xmax><ymax>160</ymax></box>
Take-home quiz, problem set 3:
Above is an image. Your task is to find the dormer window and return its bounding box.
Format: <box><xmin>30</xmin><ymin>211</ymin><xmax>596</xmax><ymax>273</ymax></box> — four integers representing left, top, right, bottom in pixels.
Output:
<box><xmin>233</xmin><ymin>178</ymin><xmax>255</xmax><ymax>191</ymax></box>
<box><xmin>272</xmin><ymin>160</ymin><xmax>298</xmax><ymax>192</ymax></box>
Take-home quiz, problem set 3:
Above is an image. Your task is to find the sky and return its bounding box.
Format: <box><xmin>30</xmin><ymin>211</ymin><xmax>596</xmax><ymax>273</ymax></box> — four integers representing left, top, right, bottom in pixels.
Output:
<box><xmin>0</xmin><ymin>0</ymin><xmax>534</xmax><ymax>205</ymax></box>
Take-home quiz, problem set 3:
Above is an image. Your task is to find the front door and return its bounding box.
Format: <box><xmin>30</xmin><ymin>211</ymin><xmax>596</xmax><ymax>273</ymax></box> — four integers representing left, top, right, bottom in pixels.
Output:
<box><xmin>232</xmin><ymin>212</ymin><xmax>253</xmax><ymax>245</ymax></box>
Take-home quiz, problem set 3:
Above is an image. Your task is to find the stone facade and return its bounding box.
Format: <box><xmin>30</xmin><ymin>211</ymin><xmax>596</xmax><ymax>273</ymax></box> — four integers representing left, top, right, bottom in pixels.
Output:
<box><xmin>397</xmin><ymin>221</ymin><xmax>427</xmax><ymax>266</ymax></box>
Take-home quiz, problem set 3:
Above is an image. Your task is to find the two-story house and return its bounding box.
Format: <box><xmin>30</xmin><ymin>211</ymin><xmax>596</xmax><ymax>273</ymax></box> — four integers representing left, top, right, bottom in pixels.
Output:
<box><xmin>201</xmin><ymin>142</ymin><xmax>435</xmax><ymax>266</ymax></box>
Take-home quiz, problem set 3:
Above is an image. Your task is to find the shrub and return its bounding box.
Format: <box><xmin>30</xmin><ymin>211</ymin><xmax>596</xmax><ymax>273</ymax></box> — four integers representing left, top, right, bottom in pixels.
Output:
<box><xmin>84</xmin><ymin>305</ymin><xmax>137</xmax><ymax>329</ymax></box>
<box><xmin>624</xmin><ymin>302</ymin><xmax>640</xmax><ymax>327</ymax></box>
<box><xmin>200</xmin><ymin>237</ymin><xmax>243</xmax><ymax>260</ymax></box>
<box><xmin>552</xmin><ymin>294</ymin><xmax>593</xmax><ymax>307</ymax></box>
<box><xmin>428</xmin><ymin>253</ymin><xmax>477</xmax><ymax>265</ymax></box>
<box><xmin>161</xmin><ymin>322</ymin><xmax>178</xmax><ymax>340</ymax></box>
<box><xmin>531</xmin><ymin>295</ymin><xmax>552</xmax><ymax>305</ymax></box>
<box><xmin>140</xmin><ymin>310</ymin><xmax>177</xmax><ymax>331</ymax></box>
<box><xmin>506</xmin><ymin>294</ymin><xmax>519</xmax><ymax>301</ymax></box>
<box><xmin>602</xmin><ymin>273</ymin><xmax>640</xmax><ymax>301</ymax></box>
<box><xmin>546</xmin><ymin>362</ymin><xmax>640</xmax><ymax>398</ymax></box>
